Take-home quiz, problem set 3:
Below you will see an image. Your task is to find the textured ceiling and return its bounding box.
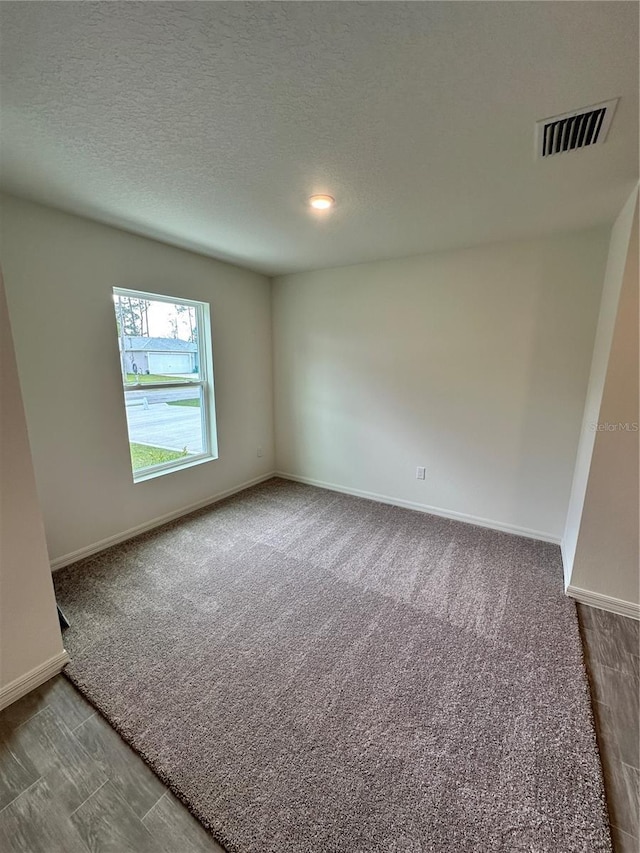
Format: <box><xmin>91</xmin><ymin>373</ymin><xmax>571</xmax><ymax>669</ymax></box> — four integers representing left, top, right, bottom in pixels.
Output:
<box><xmin>1</xmin><ymin>2</ymin><xmax>638</xmax><ymax>275</ymax></box>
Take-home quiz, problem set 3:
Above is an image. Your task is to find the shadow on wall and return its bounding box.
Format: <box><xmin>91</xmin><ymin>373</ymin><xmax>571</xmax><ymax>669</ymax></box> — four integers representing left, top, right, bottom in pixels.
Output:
<box><xmin>275</xmin><ymin>232</ymin><xmax>609</xmax><ymax>540</ymax></box>
<box><xmin>509</xmin><ymin>236</ymin><xmax>607</xmax><ymax>539</ymax></box>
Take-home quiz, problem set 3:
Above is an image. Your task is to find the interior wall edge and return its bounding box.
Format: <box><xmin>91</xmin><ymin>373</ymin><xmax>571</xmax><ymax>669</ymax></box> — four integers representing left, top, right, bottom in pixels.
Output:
<box><xmin>0</xmin><ymin>262</ymin><xmax>66</xmax><ymax>691</ymax></box>
<box><xmin>268</xmin><ymin>275</ymin><xmax>277</xmax><ymax>465</ymax></box>
<box><xmin>561</xmin><ymin>183</ymin><xmax>640</xmax><ymax>588</ymax></box>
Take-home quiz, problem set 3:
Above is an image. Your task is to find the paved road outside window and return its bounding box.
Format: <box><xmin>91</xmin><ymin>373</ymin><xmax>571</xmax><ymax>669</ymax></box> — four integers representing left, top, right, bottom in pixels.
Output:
<box><xmin>125</xmin><ymin>400</ymin><xmax>203</xmax><ymax>453</ymax></box>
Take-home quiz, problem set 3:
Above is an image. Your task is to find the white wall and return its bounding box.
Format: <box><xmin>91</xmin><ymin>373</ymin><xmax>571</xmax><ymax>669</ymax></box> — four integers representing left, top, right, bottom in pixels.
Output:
<box><xmin>0</xmin><ymin>266</ymin><xmax>65</xmax><ymax>702</ymax></box>
<box><xmin>567</xmin><ymin>190</ymin><xmax>639</xmax><ymax>611</ymax></box>
<box><xmin>273</xmin><ymin>230</ymin><xmax>608</xmax><ymax>541</ymax></box>
<box><xmin>0</xmin><ymin>194</ymin><xmax>275</xmax><ymax>564</ymax></box>
<box><xmin>563</xmin><ymin>187</ymin><xmax>638</xmax><ymax>584</ymax></box>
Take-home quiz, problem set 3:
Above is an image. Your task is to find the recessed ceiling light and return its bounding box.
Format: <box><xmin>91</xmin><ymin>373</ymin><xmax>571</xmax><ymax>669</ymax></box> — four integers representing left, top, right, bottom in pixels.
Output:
<box><xmin>309</xmin><ymin>194</ymin><xmax>335</xmax><ymax>210</ymax></box>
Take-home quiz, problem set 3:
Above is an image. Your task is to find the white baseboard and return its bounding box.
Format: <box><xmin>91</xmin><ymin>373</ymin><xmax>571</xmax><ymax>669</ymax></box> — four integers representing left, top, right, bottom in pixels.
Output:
<box><xmin>275</xmin><ymin>471</ymin><xmax>561</xmax><ymax>544</ymax></box>
<box><xmin>0</xmin><ymin>650</ymin><xmax>70</xmax><ymax>711</ymax></box>
<box><xmin>50</xmin><ymin>472</ymin><xmax>277</xmax><ymax>571</ymax></box>
<box><xmin>566</xmin><ymin>585</ymin><xmax>640</xmax><ymax>620</ymax></box>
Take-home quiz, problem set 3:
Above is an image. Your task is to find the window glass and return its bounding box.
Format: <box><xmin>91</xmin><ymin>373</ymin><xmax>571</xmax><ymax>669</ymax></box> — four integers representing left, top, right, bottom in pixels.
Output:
<box><xmin>113</xmin><ymin>289</ymin><xmax>217</xmax><ymax>480</ymax></box>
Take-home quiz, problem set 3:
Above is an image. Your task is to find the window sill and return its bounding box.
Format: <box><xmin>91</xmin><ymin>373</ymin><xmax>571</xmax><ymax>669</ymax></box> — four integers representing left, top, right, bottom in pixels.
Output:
<box><xmin>132</xmin><ymin>452</ymin><xmax>217</xmax><ymax>484</ymax></box>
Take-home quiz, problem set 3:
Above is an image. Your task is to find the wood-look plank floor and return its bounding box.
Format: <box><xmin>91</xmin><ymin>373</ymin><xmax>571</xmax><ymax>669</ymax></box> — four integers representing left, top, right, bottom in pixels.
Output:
<box><xmin>1</xmin><ymin>605</ymin><xmax>637</xmax><ymax>852</ymax></box>
<box><xmin>577</xmin><ymin>604</ymin><xmax>640</xmax><ymax>853</ymax></box>
<box><xmin>0</xmin><ymin>676</ymin><xmax>224</xmax><ymax>853</ymax></box>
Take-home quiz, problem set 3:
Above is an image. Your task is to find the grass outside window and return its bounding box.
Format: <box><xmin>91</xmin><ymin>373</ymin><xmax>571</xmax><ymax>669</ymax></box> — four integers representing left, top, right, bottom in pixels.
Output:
<box><xmin>129</xmin><ymin>443</ymin><xmax>188</xmax><ymax>470</ymax></box>
<box><xmin>125</xmin><ymin>373</ymin><xmax>192</xmax><ymax>384</ymax></box>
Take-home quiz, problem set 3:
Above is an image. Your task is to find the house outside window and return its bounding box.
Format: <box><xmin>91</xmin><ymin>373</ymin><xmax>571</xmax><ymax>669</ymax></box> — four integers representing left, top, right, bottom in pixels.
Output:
<box><xmin>113</xmin><ymin>288</ymin><xmax>218</xmax><ymax>482</ymax></box>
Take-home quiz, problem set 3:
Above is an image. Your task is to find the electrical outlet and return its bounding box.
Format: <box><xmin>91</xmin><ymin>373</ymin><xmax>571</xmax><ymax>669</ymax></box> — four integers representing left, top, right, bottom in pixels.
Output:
<box><xmin>416</xmin><ymin>466</ymin><xmax>426</xmax><ymax>480</ymax></box>
<box><xmin>257</xmin><ymin>446</ymin><xmax>263</xmax><ymax>458</ymax></box>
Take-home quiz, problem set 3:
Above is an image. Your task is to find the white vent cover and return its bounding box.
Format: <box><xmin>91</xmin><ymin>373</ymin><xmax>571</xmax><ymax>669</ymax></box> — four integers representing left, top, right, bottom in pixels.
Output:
<box><xmin>536</xmin><ymin>99</ymin><xmax>618</xmax><ymax>158</ymax></box>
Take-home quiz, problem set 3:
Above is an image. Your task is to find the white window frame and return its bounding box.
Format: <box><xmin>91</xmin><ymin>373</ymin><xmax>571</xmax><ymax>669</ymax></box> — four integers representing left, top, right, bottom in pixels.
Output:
<box><xmin>114</xmin><ymin>287</ymin><xmax>218</xmax><ymax>483</ymax></box>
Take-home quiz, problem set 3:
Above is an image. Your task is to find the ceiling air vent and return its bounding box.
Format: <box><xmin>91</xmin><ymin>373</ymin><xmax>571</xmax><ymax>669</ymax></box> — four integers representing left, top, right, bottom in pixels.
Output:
<box><xmin>536</xmin><ymin>99</ymin><xmax>618</xmax><ymax>158</ymax></box>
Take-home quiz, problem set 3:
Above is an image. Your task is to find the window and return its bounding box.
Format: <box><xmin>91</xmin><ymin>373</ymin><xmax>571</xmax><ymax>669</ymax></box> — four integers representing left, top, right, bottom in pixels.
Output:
<box><xmin>113</xmin><ymin>288</ymin><xmax>217</xmax><ymax>482</ymax></box>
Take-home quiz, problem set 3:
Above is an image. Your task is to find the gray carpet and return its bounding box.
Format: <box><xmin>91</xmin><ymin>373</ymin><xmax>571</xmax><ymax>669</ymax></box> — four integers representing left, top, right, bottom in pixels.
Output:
<box><xmin>54</xmin><ymin>478</ymin><xmax>611</xmax><ymax>853</ymax></box>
